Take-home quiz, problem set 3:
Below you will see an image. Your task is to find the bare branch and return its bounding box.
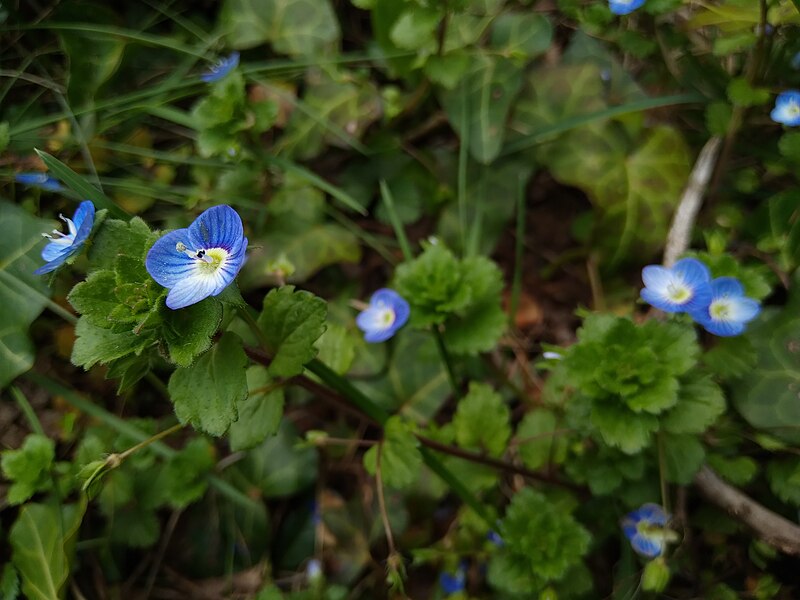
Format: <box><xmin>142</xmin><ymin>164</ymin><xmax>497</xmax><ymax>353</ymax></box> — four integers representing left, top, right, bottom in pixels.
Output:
<box><xmin>694</xmin><ymin>465</ymin><xmax>800</xmax><ymax>556</ymax></box>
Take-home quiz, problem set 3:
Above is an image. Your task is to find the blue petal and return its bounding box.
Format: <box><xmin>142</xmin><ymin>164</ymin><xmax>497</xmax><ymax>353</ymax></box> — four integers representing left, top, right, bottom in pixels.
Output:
<box><xmin>630</xmin><ymin>534</ymin><xmax>663</xmax><ymax>558</ymax></box>
<box><xmin>15</xmin><ymin>172</ymin><xmax>64</xmax><ymax>192</ymax></box>
<box><xmin>188</xmin><ymin>205</ymin><xmax>244</xmax><ymax>251</ymax></box>
<box><xmin>71</xmin><ymin>201</ymin><xmax>95</xmax><ymax>247</ymax></box>
<box><xmin>640</xmin><ymin>288</ymin><xmax>688</xmax><ymax>313</ymax></box>
<box><xmin>201</xmin><ymin>52</ymin><xmax>240</xmax><ymax>83</ymax></box>
<box><xmin>371</xmin><ymin>288</ymin><xmax>410</xmax><ymax>327</ymax></box>
<box><xmin>709</xmin><ymin>276</ymin><xmax>744</xmax><ymax>299</ymax></box>
<box><xmin>730</xmin><ymin>297</ymin><xmax>761</xmax><ymax>323</ymax></box>
<box><xmin>34</xmin><ymin>201</ymin><xmax>95</xmax><ymax>275</ymax></box>
<box><xmin>166</xmin><ymin>274</ymin><xmax>219</xmax><ymax>310</ymax></box>
<box><xmin>641</xmin><ymin>265</ymin><xmax>671</xmax><ymax>294</ymax></box>
<box><xmin>34</xmin><ymin>248</ymin><xmax>73</xmax><ymax>274</ymax></box>
<box><xmin>439</xmin><ymin>571</ymin><xmax>465</xmax><ymax>595</ymax></box>
<box><xmin>145</xmin><ymin>228</ymin><xmax>196</xmax><ymax>288</ymax></box>
<box><xmin>621</xmin><ymin>517</ymin><xmax>638</xmax><ymax>541</ymax></box>
<box><xmin>672</xmin><ymin>258</ymin><xmax>710</xmax><ymax>287</ymax></box>
<box><xmin>699</xmin><ymin>318</ymin><xmax>745</xmax><ymax>337</ymax></box>
<box><xmin>609</xmin><ymin>0</ymin><xmax>645</xmax><ymax>15</ymax></box>
<box><xmin>635</xmin><ymin>503</ymin><xmax>668</xmax><ymax>526</ymax></box>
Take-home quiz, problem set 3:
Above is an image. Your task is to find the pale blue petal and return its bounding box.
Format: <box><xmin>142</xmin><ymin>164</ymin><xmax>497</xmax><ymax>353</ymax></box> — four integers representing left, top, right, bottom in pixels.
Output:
<box><xmin>631</xmin><ymin>534</ymin><xmax>663</xmax><ymax>558</ymax></box>
<box><xmin>672</xmin><ymin>258</ymin><xmax>711</xmax><ymax>287</ymax></box>
<box><xmin>641</xmin><ymin>265</ymin><xmax>671</xmax><ymax>294</ymax></box>
<box><xmin>371</xmin><ymin>288</ymin><xmax>410</xmax><ymax>328</ymax></box>
<box><xmin>609</xmin><ymin>0</ymin><xmax>645</xmax><ymax>15</ymax></box>
<box><xmin>709</xmin><ymin>277</ymin><xmax>744</xmax><ymax>299</ymax></box>
<box><xmin>701</xmin><ymin>318</ymin><xmax>745</xmax><ymax>337</ymax></box>
<box><xmin>201</xmin><ymin>52</ymin><xmax>240</xmax><ymax>83</ymax></box>
<box><xmin>145</xmin><ymin>228</ymin><xmax>196</xmax><ymax>288</ymax></box>
<box><xmin>636</xmin><ymin>503</ymin><xmax>668</xmax><ymax>525</ymax></box>
<box><xmin>166</xmin><ymin>275</ymin><xmax>219</xmax><ymax>310</ymax></box>
<box><xmin>641</xmin><ymin>287</ymin><xmax>686</xmax><ymax>313</ymax></box>
<box><xmin>730</xmin><ymin>297</ymin><xmax>761</xmax><ymax>323</ymax></box>
<box><xmin>771</xmin><ymin>91</ymin><xmax>800</xmax><ymax>126</ymax></box>
<box><xmin>621</xmin><ymin>517</ymin><xmax>638</xmax><ymax>541</ymax></box>
<box><xmin>41</xmin><ymin>240</ymin><xmax>72</xmax><ymax>262</ymax></box>
<box><xmin>71</xmin><ymin>201</ymin><xmax>95</xmax><ymax>248</ymax></box>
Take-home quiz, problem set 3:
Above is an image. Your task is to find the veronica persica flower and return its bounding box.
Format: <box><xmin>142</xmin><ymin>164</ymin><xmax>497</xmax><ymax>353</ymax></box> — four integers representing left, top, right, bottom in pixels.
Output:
<box><xmin>355</xmin><ymin>288</ymin><xmax>410</xmax><ymax>343</ymax></box>
<box><xmin>35</xmin><ymin>200</ymin><xmax>95</xmax><ymax>275</ymax></box>
<box><xmin>439</xmin><ymin>562</ymin><xmax>466</xmax><ymax>596</ymax></box>
<box><xmin>15</xmin><ymin>172</ymin><xmax>64</xmax><ymax>192</ymax></box>
<box><xmin>622</xmin><ymin>503</ymin><xmax>671</xmax><ymax>558</ymax></box>
<box><xmin>771</xmin><ymin>90</ymin><xmax>800</xmax><ymax>126</ymax></box>
<box><xmin>640</xmin><ymin>258</ymin><xmax>712</xmax><ymax>313</ymax></box>
<box><xmin>690</xmin><ymin>277</ymin><xmax>760</xmax><ymax>337</ymax></box>
<box><xmin>609</xmin><ymin>0</ymin><xmax>646</xmax><ymax>15</ymax></box>
<box><xmin>201</xmin><ymin>51</ymin><xmax>240</xmax><ymax>83</ymax></box>
<box><xmin>145</xmin><ymin>205</ymin><xmax>248</xmax><ymax>310</ymax></box>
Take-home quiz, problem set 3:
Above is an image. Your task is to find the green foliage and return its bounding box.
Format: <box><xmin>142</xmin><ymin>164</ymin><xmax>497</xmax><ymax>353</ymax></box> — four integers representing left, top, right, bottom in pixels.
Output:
<box><xmin>642</xmin><ymin>558</ymin><xmax>671</xmax><ymax>593</ymax></box>
<box><xmin>766</xmin><ymin>459</ymin><xmax>800</xmax><ymax>506</ymax></box>
<box><xmin>393</xmin><ymin>243</ymin><xmax>506</xmax><ymax>354</ymax></box>
<box><xmin>565</xmin><ymin>445</ymin><xmax>645</xmax><ymax>495</ymax></box>
<box><xmin>168</xmin><ymin>333</ymin><xmax>249</xmax><ymax>436</ymax></box>
<box><xmin>156</xmin><ymin>438</ymin><xmax>215</xmax><ymax>508</ymax></box>
<box><xmin>488</xmin><ymin>488</ymin><xmax>590</xmax><ymax>595</ymax></box>
<box><xmin>0</xmin><ymin>203</ymin><xmax>52</xmax><ymax>388</ymax></box>
<box><xmin>516</xmin><ymin>408</ymin><xmax>563</xmax><ymax>470</ymax></box>
<box><xmin>229</xmin><ymin>366</ymin><xmax>285</xmax><ymax>451</ymax></box>
<box><xmin>0</xmin><ymin>563</ymin><xmax>19</xmax><ymax>600</ymax></box>
<box><xmin>452</xmin><ymin>382</ymin><xmax>510</xmax><ymax>457</ymax></box>
<box><xmin>9</xmin><ymin>502</ymin><xmax>85</xmax><ymax>600</ymax></box>
<box><xmin>258</xmin><ymin>285</ymin><xmax>327</xmax><ymax>378</ymax></box>
<box><xmin>1</xmin><ymin>434</ymin><xmax>55</xmax><ymax>505</ymax></box>
<box><xmin>363</xmin><ymin>416</ymin><xmax>422</xmax><ymax>489</ymax></box>
<box><xmin>663</xmin><ymin>434</ymin><xmax>705</xmax><ymax>484</ymax></box>
<box><xmin>726</xmin><ymin>77</ymin><xmax>770</xmax><ymax>107</ymax></box>
<box><xmin>221</xmin><ymin>0</ymin><xmax>341</xmax><ymax>56</ymax></box>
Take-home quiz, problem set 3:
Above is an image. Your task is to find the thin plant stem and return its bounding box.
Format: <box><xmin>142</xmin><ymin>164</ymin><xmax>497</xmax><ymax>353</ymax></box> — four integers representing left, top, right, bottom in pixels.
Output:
<box><xmin>657</xmin><ymin>431</ymin><xmax>670</xmax><ymax>517</ymax></box>
<box><xmin>433</xmin><ymin>328</ymin><xmax>460</xmax><ymax>399</ymax></box>
<box><xmin>379</xmin><ymin>179</ymin><xmax>413</xmax><ymax>261</ymax></box>
<box><xmin>10</xmin><ymin>385</ymin><xmax>45</xmax><ymax>436</ymax></box>
<box><xmin>236</xmin><ymin>304</ymin><xmax>270</xmax><ymax>352</ymax></box>
<box><xmin>375</xmin><ymin>442</ymin><xmax>397</xmax><ymax>556</ymax></box>
<box><xmin>118</xmin><ymin>422</ymin><xmax>184</xmax><ymax>462</ymax></box>
<box><xmin>509</xmin><ymin>174</ymin><xmax>526</xmax><ymax>328</ymax></box>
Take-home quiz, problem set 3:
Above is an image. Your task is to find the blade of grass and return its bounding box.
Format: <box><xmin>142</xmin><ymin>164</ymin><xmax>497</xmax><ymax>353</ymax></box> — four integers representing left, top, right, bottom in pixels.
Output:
<box><xmin>379</xmin><ymin>179</ymin><xmax>413</xmax><ymax>261</ymax></box>
<box><xmin>500</xmin><ymin>93</ymin><xmax>703</xmax><ymax>157</ymax></box>
<box><xmin>34</xmin><ymin>149</ymin><xmax>129</xmax><ymax>219</ymax></box>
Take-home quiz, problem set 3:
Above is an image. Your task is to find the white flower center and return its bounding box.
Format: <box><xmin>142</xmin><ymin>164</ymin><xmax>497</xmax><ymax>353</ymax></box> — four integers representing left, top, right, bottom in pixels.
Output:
<box><xmin>175</xmin><ymin>242</ymin><xmax>229</xmax><ymax>274</ymax></box>
<box><xmin>375</xmin><ymin>305</ymin><xmax>396</xmax><ymax>329</ymax></box>
<box><xmin>666</xmin><ymin>281</ymin><xmax>691</xmax><ymax>303</ymax></box>
<box><xmin>709</xmin><ymin>299</ymin><xmax>731</xmax><ymax>321</ymax></box>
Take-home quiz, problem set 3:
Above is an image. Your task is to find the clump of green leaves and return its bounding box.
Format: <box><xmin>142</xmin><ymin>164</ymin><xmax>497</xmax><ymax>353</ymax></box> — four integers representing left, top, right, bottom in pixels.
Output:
<box><xmin>561</xmin><ymin>314</ymin><xmax>724</xmax><ymax>455</ymax></box>
<box><xmin>488</xmin><ymin>488</ymin><xmax>591</xmax><ymax>596</ymax></box>
<box><xmin>393</xmin><ymin>243</ymin><xmax>506</xmax><ymax>354</ymax></box>
<box><xmin>1</xmin><ymin>434</ymin><xmax>55</xmax><ymax>505</ymax></box>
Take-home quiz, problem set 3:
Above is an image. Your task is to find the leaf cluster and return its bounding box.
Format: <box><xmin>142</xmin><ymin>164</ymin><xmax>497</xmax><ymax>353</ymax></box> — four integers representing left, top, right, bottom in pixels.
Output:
<box><xmin>393</xmin><ymin>243</ymin><xmax>506</xmax><ymax>354</ymax></box>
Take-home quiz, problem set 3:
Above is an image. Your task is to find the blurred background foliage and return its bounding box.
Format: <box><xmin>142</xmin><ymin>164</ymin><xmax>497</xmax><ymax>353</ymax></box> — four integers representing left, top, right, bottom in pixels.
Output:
<box><xmin>2</xmin><ymin>0</ymin><xmax>800</xmax><ymax>598</ymax></box>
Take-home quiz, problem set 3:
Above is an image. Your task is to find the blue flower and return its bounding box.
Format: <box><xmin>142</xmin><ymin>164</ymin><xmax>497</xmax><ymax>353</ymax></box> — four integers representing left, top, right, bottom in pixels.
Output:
<box><xmin>34</xmin><ymin>200</ymin><xmax>95</xmax><ymax>275</ymax></box>
<box><xmin>771</xmin><ymin>90</ymin><xmax>800</xmax><ymax>126</ymax></box>
<box><xmin>145</xmin><ymin>205</ymin><xmax>248</xmax><ymax>310</ymax></box>
<box><xmin>689</xmin><ymin>277</ymin><xmax>760</xmax><ymax>337</ymax></box>
<box><xmin>487</xmin><ymin>530</ymin><xmax>504</xmax><ymax>547</ymax></box>
<box><xmin>306</xmin><ymin>558</ymin><xmax>323</xmax><ymax>581</ymax></box>
<box><xmin>640</xmin><ymin>258</ymin><xmax>712</xmax><ymax>313</ymax></box>
<box><xmin>201</xmin><ymin>52</ymin><xmax>240</xmax><ymax>83</ymax></box>
<box><xmin>621</xmin><ymin>503</ymin><xmax>670</xmax><ymax>558</ymax></box>
<box><xmin>439</xmin><ymin>562</ymin><xmax>466</xmax><ymax>595</ymax></box>
<box><xmin>355</xmin><ymin>288</ymin><xmax>410</xmax><ymax>343</ymax></box>
<box><xmin>15</xmin><ymin>172</ymin><xmax>64</xmax><ymax>192</ymax></box>
<box><xmin>609</xmin><ymin>0</ymin><xmax>646</xmax><ymax>15</ymax></box>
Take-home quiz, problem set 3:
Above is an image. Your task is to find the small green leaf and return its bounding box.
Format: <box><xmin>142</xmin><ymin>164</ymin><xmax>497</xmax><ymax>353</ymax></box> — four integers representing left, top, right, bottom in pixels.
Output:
<box><xmin>156</xmin><ymin>438</ymin><xmax>215</xmax><ymax>508</ymax></box>
<box><xmin>663</xmin><ymin>434</ymin><xmax>705</xmax><ymax>484</ymax></box>
<box><xmin>662</xmin><ymin>372</ymin><xmax>725</xmax><ymax>435</ymax></box>
<box><xmin>706</xmin><ymin>454</ymin><xmax>757</xmax><ymax>486</ymax></box>
<box><xmin>167</xmin><ymin>332</ymin><xmax>249</xmax><ymax>436</ymax></box>
<box><xmin>726</xmin><ymin>77</ymin><xmax>770</xmax><ymax>107</ymax></box>
<box><xmin>591</xmin><ymin>401</ymin><xmax>659</xmax><ymax>454</ymax></box>
<box><xmin>87</xmin><ymin>216</ymin><xmax>153</xmax><ymax>272</ymax></box>
<box><xmin>258</xmin><ymin>286</ymin><xmax>327</xmax><ymax>378</ymax></box>
<box><xmin>10</xmin><ymin>502</ymin><xmax>85</xmax><ymax>600</ymax></box>
<box><xmin>71</xmin><ymin>317</ymin><xmax>154</xmax><ymax>369</ymax></box>
<box><xmin>766</xmin><ymin>459</ymin><xmax>800</xmax><ymax>506</ymax></box>
<box><xmin>453</xmin><ymin>382</ymin><xmax>510</xmax><ymax>457</ymax></box>
<box><xmin>315</xmin><ymin>322</ymin><xmax>356</xmax><ymax>375</ymax></box>
<box><xmin>389</xmin><ymin>8</ymin><xmax>440</xmax><ymax>50</ymax></box>
<box><xmin>67</xmin><ymin>270</ymin><xmax>119</xmax><ymax>328</ymax></box>
<box><xmin>778</xmin><ymin>132</ymin><xmax>800</xmax><ymax>164</ymax></box>
<box><xmin>229</xmin><ymin>367</ymin><xmax>285</xmax><ymax>451</ymax></box>
<box><xmin>0</xmin><ymin>434</ymin><xmax>55</xmax><ymax>505</ymax></box>
<box><xmin>363</xmin><ymin>416</ymin><xmax>422</xmax><ymax>489</ymax></box>
<box><xmin>516</xmin><ymin>409</ymin><xmax>559</xmax><ymax>470</ymax></box>
<box><xmin>161</xmin><ymin>297</ymin><xmax>223</xmax><ymax>367</ymax></box>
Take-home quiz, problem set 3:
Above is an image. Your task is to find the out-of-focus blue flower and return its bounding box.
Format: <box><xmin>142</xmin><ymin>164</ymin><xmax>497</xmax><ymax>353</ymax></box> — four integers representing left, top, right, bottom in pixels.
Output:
<box><xmin>306</xmin><ymin>558</ymin><xmax>323</xmax><ymax>581</ymax></box>
<box><xmin>640</xmin><ymin>258</ymin><xmax>712</xmax><ymax>313</ymax></box>
<box><xmin>609</xmin><ymin>0</ymin><xmax>646</xmax><ymax>15</ymax></box>
<box><xmin>355</xmin><ymin>288</ymin><xmax>410</xmax><ymax>343</ymax></box>
<box><xmin>690</xmin><ymin>277</ymin><xmax>760</xmax><ymax>337</ymax></box>
<box><xmin>439</xmin><ymin>562</ymin><xmax>466</xmax><ymax>595</ymax></box>
<box><xmin>201</xmin><ymin>51</ymin><xmax>240</xmax><ymax>83</ymax></box>
<box><xmin>35</xmin><ymin>200</ymin><xmax>95</xmax><ymax>275</ymax></box>
<box><xmin>145</xmin><ymin>205</ymin><xmax>248</xmax><ymax>310</ymax></box>
<box><xmin>15</xmin><ymin>172</ymin><xmax>64</xmax><ymax>192</ymax></box>
<box><xmin>621</xmin><ymin>503</ymin><xmax>670</xmax><ymax>558</ymax></box>
<box><xmin>771</xmin><ymin>90</ymin><xmax>800</xmax><ymax>126</ymax></box>
<box><xmin>487</xmin><ymin>530</ymin><xmax>504</xmax><ymax>547</ymax></box>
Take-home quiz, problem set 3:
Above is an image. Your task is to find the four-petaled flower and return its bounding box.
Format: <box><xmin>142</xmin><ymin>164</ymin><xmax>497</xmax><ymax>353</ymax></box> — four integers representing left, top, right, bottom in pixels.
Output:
<box><xmin>201</xmin><ymin>51</ymin><xmax>240</xmax><ymax>83</ymax></box>
<box><xmin>621</xmin><ymin>503</ymin><xmax>672</xmax><ymax>558</ymax></box>
<box><xmin>35</xmin><ymin>200</ymin><xmax>95</xmax><ymax>275</ymax></box>
<box><xmin>690</xmin><ymin>277</ymin><xmax>761</xmax><ymax>337</ymax></box>
<box><xmin>145</xmin><ymin>205</ymin><xmax>248</xmax><ymax>310</ymax></box>
<box><xmin>609</xmin><ymin>0</ymin><xmax>646</xmax><ymax>15</ymax></box>
<box><xmin>355</xmin><ymin>288</ymin><xmax>410</xmax><ymax>343</ymax></box>
<box><xmin>15</xmin><ymin>172</ymin><xmax>64</xmax><ymax>192</ymax></box>
<box><xmin>640</xmin><ymin>258</ymin><xmax>712</xmax><ymax>313</ymax></box>
<box><xmin>771</xmin><ymin>90</ymin><xmax>800</xmax><ymax>126</ymax></box>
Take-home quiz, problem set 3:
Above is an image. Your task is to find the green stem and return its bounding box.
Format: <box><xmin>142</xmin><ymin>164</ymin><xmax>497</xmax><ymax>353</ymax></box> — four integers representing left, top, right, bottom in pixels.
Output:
<box><xmin>236</xmin><ymin>303</ymin><xmax>270</xmax><ymax>352</ymax></box>
<box><xmin>10</xmin><ymin>385</ymin><xmax>45</xmax><ymax>436</ymax></box>
<box><xmin>509</xmin><ymin>174</ymin><xmax>526</xmax><ymax>328</ymax></box>
<box><xmin>657</xmin><ymin>432</ymin><xmax>670</xmax><ymax>516</ymax></box>
<box><xmin>118</xmin><ymin>422</ymin><xmax>184</xmax><ymax>462</ymax></box>
<box><xmin>433</xmin><ymin>328</ymin><xmax>460</xmax><ymax>399</ymax></box>
<box><xmin>379</xmin><ymin>179</ymin><xmax>414</xmax><ymax>261</ymax></box>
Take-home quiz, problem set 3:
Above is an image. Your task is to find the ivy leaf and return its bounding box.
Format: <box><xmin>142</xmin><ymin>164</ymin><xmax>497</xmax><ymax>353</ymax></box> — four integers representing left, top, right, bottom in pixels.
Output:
<box><xmin>258</xmin><ymin>286</ymin><xmax>327</xmax><ymax>378</ymax></box>
<box><xmin>662</xmin><ymin>372</ymin><xmax>725</xmax><ymax>435</ymax></box>
<box><xmin>453</xmin><ymin>382</ymin><xmax>510</xmax><ymax>457</ymax></box>
<box><xmin>167</xmin><ymin>333</ymin><xmax>248</xmax><ymax>436</ymax></box>
<box><xmin>363</xmin><ymin>416</ymin><xmax>422</xmax><ymax>489</ymax></box>
<box><xmin>663</xmin><ymin>434</ymin><xmax>705</xmax><ymax>484</ymax></box>
<box><xmin>0</xmin><ymin>434</ymin><xmax>55</xmax><ymax>505</ymax></box>
<box><xmin>229</xmin><ymin>367</ymin><xmax>285</xmax><ymax>451</ymax></box>
<box><xmin>161</xmin><ymin>297</ymin><xmax>223</xmax><ymax>367</ymax></box>
<box><xmin>10</xmin><ymin>502</ymin><xmax>85</xmax><ymax>600</ymax></box>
